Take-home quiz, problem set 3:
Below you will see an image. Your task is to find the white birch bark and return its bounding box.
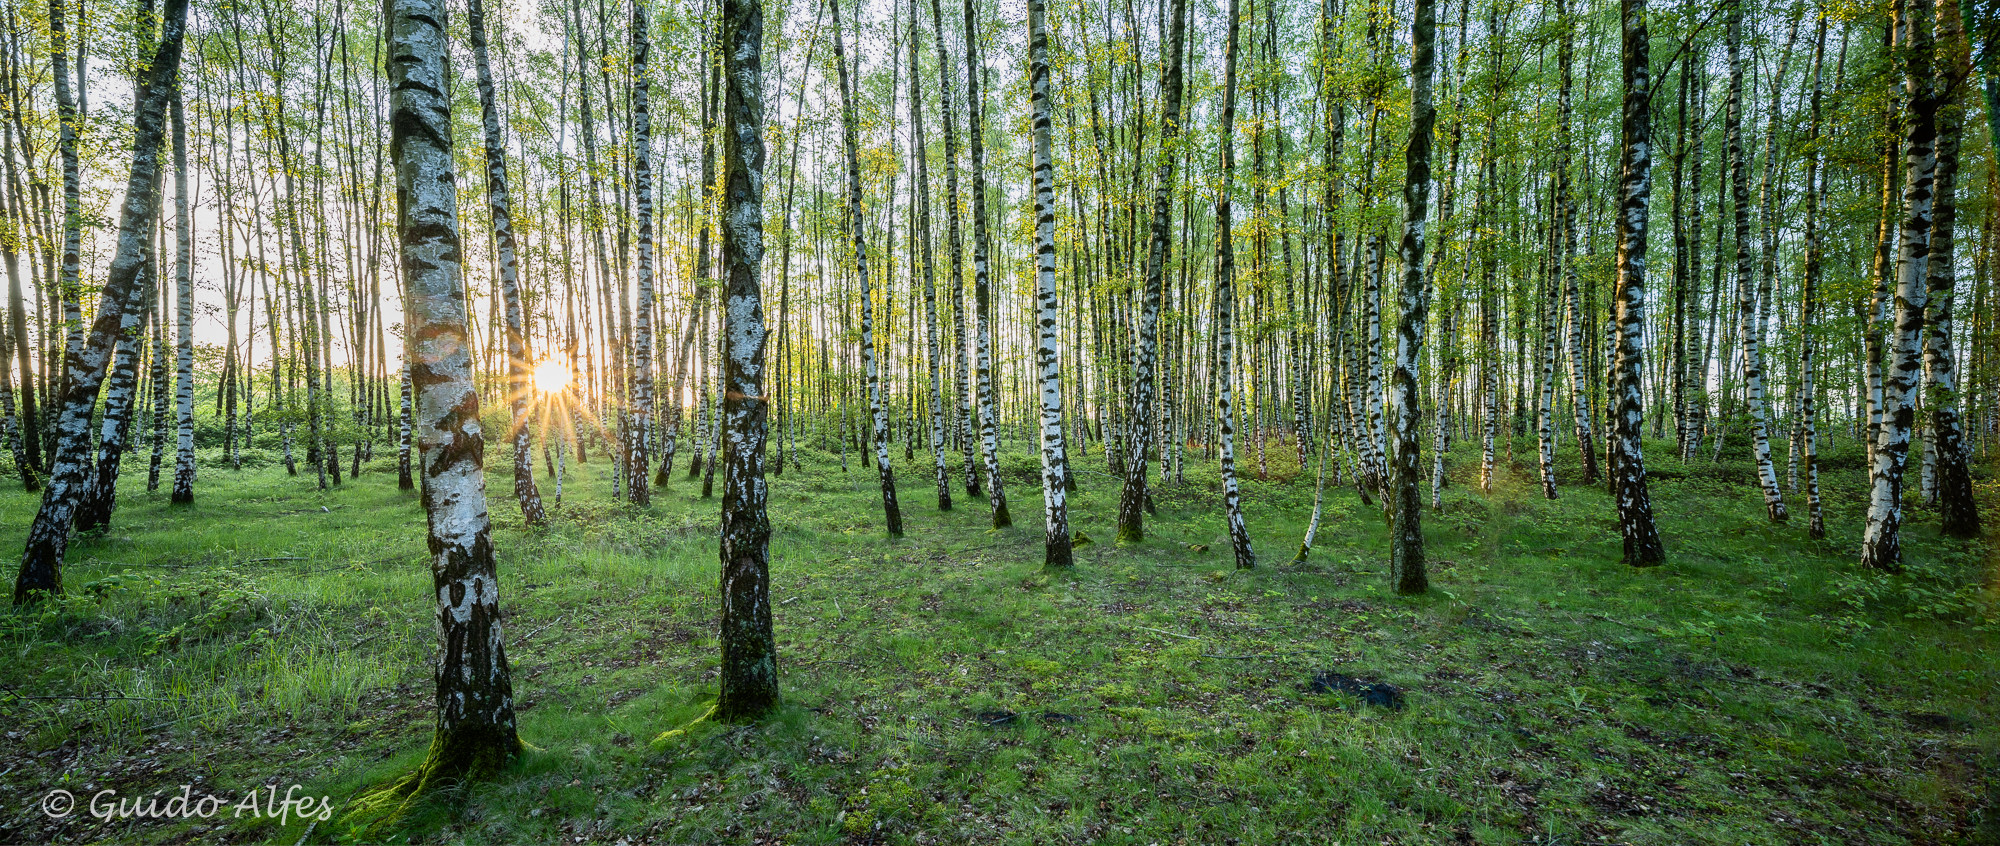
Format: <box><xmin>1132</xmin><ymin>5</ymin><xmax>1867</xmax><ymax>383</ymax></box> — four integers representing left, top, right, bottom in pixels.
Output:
<box><xmin>1861</xmin><ymin>0</ymin><xmax>1937</xmax><ymax>572</ymax></box>
<box><xmin>1028</xmin><ymin>0</ymin><xmax>1071</xmax><ymax>568</ymax></box>
<box><xmin>832</xmin><ymin>0</ymin><xmax>903</xmax><ymax>535</ymax></box>
<box><xmin>171</xmin><ymin>89</ymin><xmax>195</xmax><ymax>505</ymax></box>
<box><xmin>388</xmin><ymin>0</ymin><xmax>520</xmax><ymax>771</ymax></box>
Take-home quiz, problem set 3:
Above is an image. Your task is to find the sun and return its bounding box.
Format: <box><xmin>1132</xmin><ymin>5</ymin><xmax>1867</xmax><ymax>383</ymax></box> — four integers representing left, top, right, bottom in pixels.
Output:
<box><xmin>532</xmin><ymin>358</ymin><xmax>572</xmax><ymax>394</ymax></box>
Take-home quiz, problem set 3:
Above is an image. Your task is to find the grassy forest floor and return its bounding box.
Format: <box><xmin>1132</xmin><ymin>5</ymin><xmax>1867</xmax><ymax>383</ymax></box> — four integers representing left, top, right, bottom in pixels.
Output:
<box><xmin>2</xmin><ymin>430</ymin><xmax>1997</xmax><ymax>845</ymax></box>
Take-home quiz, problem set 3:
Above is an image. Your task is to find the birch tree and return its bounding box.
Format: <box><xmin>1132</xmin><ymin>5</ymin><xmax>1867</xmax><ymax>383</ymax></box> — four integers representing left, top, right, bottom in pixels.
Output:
<box><xmin>1924</xmin><ymin>0</ymin><xmax>1979</xmax><ymax>538</ymax></box>
<box><xmin>908</xmin><ymin>1</ymin><xmax>950</xmax><ymax>511</ymax></box>
<box><xmin>1114</xmin><ymin>0</ymin><xmax>1189</xmax><ymax>544</ymax></box>
<box><xmin>717</xmin><ymin>0</ymin><xmax>778</xmax><ymax>720</ymax></box>
<box><xmin>964</xmin><ymin>0</ymin><xmax>1009</xmax><ymax>528</ymax></box>
<box><xmin>626</xmin><ymin>0</ymin><xmax>657</xmax><ymax>507</ymax></box>
<box><xmin>15</xmin><ymin>0</ymin><xmax>187</xmax><ymax>603</ymax></box>
<box><xmin>469</xmin><ymin>0</ymin><xmax>547</xmax><ymax>526</ymax></box>
<box><xmin>833</xmin><ymin>0</ymin><xmax>904</xmax><ymax>535</ymax></box>
<box><xmin>170</xmin><ymin>87</ymin><xmax>194</xmax><ymax>505</ymax></box>
<box><xmin>1027</xmin><ymin>0</ymin><xmax>1071</xmax><ymax>568</ymax></box>
<box><xmin>1215</xmin><ymin>0</ymin><xmax>1253</xmax><ymax>570</ymax></box>
<box><xmin>388</xmin><ymin>0</ymin><xmax>521</xmax><ymax>777</ymax></box>
<box><xmin>1611</xmin><ymin>0</ymin><xmax>1664</xmax><ymax>566</ymax></box>
<box><xmin>1860</xmin><ymin>0</ymin><xmax>1938</xmax><ymax>572</ymax></box>
<box><xmin>1726</xmin><ymin>0</ymin><xmax>1787</xmax><ymax>522</ymax></box>
<box><xmin>1389</xmin><ymin>0</ymin><xmax>1436</xmax><ymax>594</ymax></box>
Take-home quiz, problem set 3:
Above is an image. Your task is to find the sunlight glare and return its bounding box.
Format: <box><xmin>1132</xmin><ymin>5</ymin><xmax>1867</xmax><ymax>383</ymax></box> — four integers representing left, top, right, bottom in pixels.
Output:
<box><xmin>532</xmin><ymin>358</ymin><xmax>572</xmax><ymax>394</ymax></box>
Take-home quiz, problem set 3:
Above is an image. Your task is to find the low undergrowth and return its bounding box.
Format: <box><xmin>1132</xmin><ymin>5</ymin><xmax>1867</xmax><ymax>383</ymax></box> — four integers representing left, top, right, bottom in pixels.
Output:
<box><xmin>2</xmin><ymin>433</ymin><xmax>1996</xmax><ymax>844</ymax></box>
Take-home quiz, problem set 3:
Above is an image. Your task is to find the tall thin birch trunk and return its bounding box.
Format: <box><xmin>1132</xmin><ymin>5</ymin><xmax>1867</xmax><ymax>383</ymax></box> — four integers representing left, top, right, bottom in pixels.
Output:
<box><xmin>1861</xmin><ymin>0</ymin><xmax>1937</xmax><ymax>572</ymax></box>
<box><xmin>909</xmin><ymin>3</ymin><xmax>950</xmax><ymax>511</ymax></box>
<box><xmin>1557</xmin><ymin>1</ymin><xmax>1596</xmax><ymax>485</ymax></box>
<box><xmin>1612</xmin><ymin>0</ymin><xmax>1665</xmax><ymax>565</ymax></box>
<box><xmin>964</xmin><ymin>0</ymin><xmax>1009</xmax><ymax>527</ymax></box>
<box><xmin>469</xmin><ymin>0</ymin><xmax>546</xmax><ymax>526</ymax></box>
<box><xmin>1924</xmin><ymin>0</ymin><xmax>1979</xmax><ymax>538</ymax></box>
<box><xmin>928</xmin><ymin>0</ymin><xmax>977</xmax><ymax>498</ymax></box>
<box><xmin>170</xmin><ymin>88</ymin><xmax>194</xmax><ymax>504</ymax></box>
<box><xmin>1114</xmin><ymin>0</ymin><xmax>1188</xmax><ymax>543</ymax></box>
<box><xmin>1389</xmin><ymin>0</ymin><xmax>1436</xmax><ymax>594</ymax></box>
<box><xmin>716</xmin><ymin>0</ymin><xmax>778</xmax><ymax>721</ymax></box>
<box><xmin>626</xmin><ymin>0</ymin><xmax>656</xmax><ymax>507</ymax></box>
<box><xmin>833</xmin><ymin>0</ymin><xmax>903</xmax><ymax>535</ymax></box>
<box><xmin>1798</xmin><ymin>16</ymin><xmax>1827</xmax><ymax>539</ymax></box>
<box><xmin>1726</xmin><ymin>0</ymin><xmax>1787</xmax><ymax>521</ymax></box>
<box><xmin>387</xmin><ymin>0</ymin><xmax>521</xmax><ymax>777</ymax></box>
<box><xmin>16</xmin><ymin>0</ymin><xmax>186</xmax><ymax>604</ymax></box>
<box><xmin>1215</xmin><ymin>0</ymin><xmax>1253</xmax><ymax>570</ymax></box>
<box><xmin>1027</xmin><ymin>0</ymin><xmax>1071</xmax><ymax>568</ymax></box>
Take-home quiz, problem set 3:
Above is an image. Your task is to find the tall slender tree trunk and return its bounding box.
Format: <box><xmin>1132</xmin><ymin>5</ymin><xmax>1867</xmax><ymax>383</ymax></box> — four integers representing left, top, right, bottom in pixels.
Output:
<box><xmin>1027</xmin><ymin>0</ymin><xmax>1071</xmax><ymax>568</ymax></box>
<box><xmin>626</xmin><ymin>0</ymin><xmax>655</xmax><ymax>507</ymax></box>
<box><xmin>964</xmin><ymin>0</ymin><xmax>1009</xmax><ymax>527</ymax></box>
<box><xmin>1862</xmin><ymin>0</ymin><xmax>1938</xmax><ymax>572</ymax></box>
<box><xmin>169</xmin><ymin>88</ymin><xmax>194</xmax><ymax>504</ymax></box>
<box><xmin>1726</xmin><ymin>0</ymin><xmax>1787</xmax><ymax>521</ymax></box>
<box><xmin>16</xmin><ymin>0</ymin><xmax>187</xmax><ymax>604</ymax></box>
<box><xmin>1612</xmin><ymin>0</ymin><xmax>1665</xmax><ymax>565</ymax></box>
<box><xmin>833</xmin><ymin>0</ymin><xmax>903</xmax><ymax>535</ymax></box>
<box><xmin>1925</xmin><ymin>0</ymin><xmax>1979</xmax><ymax>537</ymax></box>
<box><xmin>1557</xmin><ymin>4</ymin><xmax>1596</xmax><ymax>486</ymax></box>
<box><xmin>1389</xmin><ymin>0</ymin><xmax>1436</xmax><ymax>594</ymax></box>
<box><xmin>908</xmin><ymin>2</ymin><xmax>950</xmax><ymax>511</ymax></box>
<box><xmin>469</xmin><ymin>0</ymin><xmax>545</xmax><ymax>526</ymax></box>
<box><xmin>1798</xmin><ymin>16</ymin><xmax>1827</xmax><ymax>539</ymax></box>
<box><xmin>1215</xmin><ymin>0</ymin><xmax>1253</xmax><ymax>570</ymax></box>
<box><xmin>1114</xmin><ymin>0</ymin><xmax>1188</xmax><ymax>544</ymax></box>
<box><xmin>387</xmin><ymin>0</ymin><xmax>521</xmax><ymax>777</ymax></box>
<box><xmin>927</xmin><ymin>0</ymin><xmax>977</xmax><ymax>498</ymax></box>
<box><xmin>716</xmin><ymin>0</ymin><xmax>777</xmax><ymax>721</ymax></box>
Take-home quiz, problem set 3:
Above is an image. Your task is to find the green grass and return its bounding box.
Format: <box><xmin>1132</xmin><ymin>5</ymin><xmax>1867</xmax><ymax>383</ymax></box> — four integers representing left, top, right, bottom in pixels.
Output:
<box><xmin>2</xmin><ymin>432</ymin><xmax>1997</xmax><ymax>844</ymax></box>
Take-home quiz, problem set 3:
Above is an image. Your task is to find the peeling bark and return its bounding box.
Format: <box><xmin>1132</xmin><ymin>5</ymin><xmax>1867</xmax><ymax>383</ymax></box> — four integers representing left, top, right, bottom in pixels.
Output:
<box><xmin>388</xmin><ymin>0</ymin><xmax>521</xmax><ymax>772</ymax></box>
<box><xmin>717</xmin><ymin>0</ymin><xmax>778</xmax><ymax>721</ymax></box>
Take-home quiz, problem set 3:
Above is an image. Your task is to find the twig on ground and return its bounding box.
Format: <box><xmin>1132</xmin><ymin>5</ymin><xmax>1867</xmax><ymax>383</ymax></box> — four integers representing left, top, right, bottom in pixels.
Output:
<box><xmin>518</xmin><ymin>615</ymin><xmax>570</xmax><ymax>645</ymax></box>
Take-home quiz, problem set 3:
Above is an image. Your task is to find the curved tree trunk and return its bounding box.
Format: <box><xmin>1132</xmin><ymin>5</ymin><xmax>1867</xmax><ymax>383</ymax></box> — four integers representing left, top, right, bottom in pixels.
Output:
<box><xmin>16</xmin><ymin>0</ymin><xmax>187</xmax><ymax>604</ymax></box>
